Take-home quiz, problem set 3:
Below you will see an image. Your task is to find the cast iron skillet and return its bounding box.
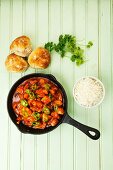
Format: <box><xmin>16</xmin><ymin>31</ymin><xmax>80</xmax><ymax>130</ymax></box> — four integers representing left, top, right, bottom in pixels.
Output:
<box><xmin>7</xmin><ymin>73</ymin><xmax>100</xmax><ymax>140</ymax></box>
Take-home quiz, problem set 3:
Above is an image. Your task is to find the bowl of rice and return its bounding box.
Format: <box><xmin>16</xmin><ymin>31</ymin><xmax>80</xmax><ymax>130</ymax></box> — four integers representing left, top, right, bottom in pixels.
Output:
<box><xmin>73</xmin><ymin>76</ymin><xmax>105</xmax><ymax>108</ymax></box>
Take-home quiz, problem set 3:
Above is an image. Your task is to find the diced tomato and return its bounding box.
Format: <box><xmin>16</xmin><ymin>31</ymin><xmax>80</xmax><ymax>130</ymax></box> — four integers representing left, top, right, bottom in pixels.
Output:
<box><xmin>48</xmin><ymin>115</ymin><xmax>52</xmax><ymax>120</ymax></box>
<box><xmin>14</xmin><ymin>108</ymin><xmax>20</xmax><ymax>115</ymax></box>
<box><xmin>30</xmin><ymin>80</ymin><xmax>37</xmax><ymax>85</ymax></box>
<box><xmin>18</xmin><ymin>94</ymin><xmax>23</xmax><ymax>100</ymax></box>
<box><xmin>17</xmin><ymin>103</ymin><xmax>23</xmax><ymax>110</ymax></box>
<box><xmin>24</xmin><ymin>83</ymin><xmax>29</xmax><ymax>90</ymax></box>
<box><xmin>24</xmin><ymin>116</ymin><xmax>36</xmax><ymax>126</ymax></box>
<box><xmin>25</xmin><ymin>108</ymin><xmax>32</xmax><ymax>115</ymax></box>
<box><xmin>41</xmin><ymin>96</ymin><xmax>51</xmax><ymax>104</ymax></box>
<box><xmin>32</xmin><ymin>100</ymin><xmax>37</xmax><ymax>106</ymax></box>
<box><xmin>51</xmin><ymin>118</ymin><xmax>59</xmax><ymax>126</ymax></box>
<box><xmin>16</xmin><ymin>86</ymin><xmax>24</xmax><ymax>94</ymax></box>
<box><xmin>49</xmin><ymin>89</ymin><xmax>55</xmax><ymax>95</ymax></box>
<box><xmin>17</xmin><ymin>116</ymin><xmax>22</xmax><ymax>124</ymax></box>
<box><xmin>56</xmin><ymin>92</ymin><xmax>63</xmax><ymax>101</ymax></box>
<box><xmin>51</xmin><ymin>112</ymin><xmax>60</xmax><ymax>119</ymax></box>
<box><xmin>36</xmin><ymin>89</ymin><xmax>45</xmax><ymax>97</ymax></box>
<box><xmin>39</xmin><ymin>122</ymin><xmax>46</xmax><ymax>129</ymax></box>
<box><xmin>53</xmin><ymin>100</ymin><xmax>63</xmax><ymax>106</ymax></box>
<box><xmin>24</xmin><ymin>93</ymin><xmax>29</xmax><ymax>99</ymax></box>
<box><xmin>51</xmin><ymin>86</ymin><xmax>58</xmax><ymax>91</ymax></box>
<box><xmin>12</xmin><ymin>102</ymin><xmax>18</xmax><ymax>109</ymax></box>
<box><xmin>39</xmin><ymin>79</ymin><xmax>45</xmax><ymax>85</ymax></box>
<box><xmin>30</xmin><ymin>107</ymin><xmax>36</xmax><ymax>112</ymax></box>
<box><xmin>36</xmin><ymin>101</ymin><xmax>43</xmax><ymax>108</ymax></box>
<box><xmin>28</xmin><ymin>99</ymin><xmax>33</xmax><ymax>106</ymax></box>
<box><xmin>42</xmin><ymin>89</ymin><xmax>48</xmax><ymax>94</ymax></box>
<box><xmin>33</xmin><ymin>121</ymin><xmax>46</xmax><ymax>129</ymax></box>
<box><xmin>30</xmin><ymin>100</ymin><xmax>43</xmax><ymax>108</ymax></box>
<box><xmin>57</xmin><ymin>108</ymin><xmax>64</xmax><ymax>115</ymax></box>
<box><xmin>30</xmin><ymin>107</ymin><xmax>42</xmax><ymax>112</ymax></box>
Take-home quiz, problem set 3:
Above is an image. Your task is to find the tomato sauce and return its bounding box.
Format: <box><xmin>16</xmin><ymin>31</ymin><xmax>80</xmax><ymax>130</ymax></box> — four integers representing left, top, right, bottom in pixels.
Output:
<box><xmin>12</xmin><ymin>77</ymin><xmax>64</xmax><ymax>129</ymax></box>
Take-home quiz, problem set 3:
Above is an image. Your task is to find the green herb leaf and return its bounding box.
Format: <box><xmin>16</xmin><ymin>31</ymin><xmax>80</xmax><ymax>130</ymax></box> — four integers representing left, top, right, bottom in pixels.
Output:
<box><xmin>87</xmin><ymin>41</ymin><xmax>93</xmax><ymax>48</ymax></box>
<box><xmin>71</xmin><ymin>55</ymin><xmax>76</xmax><ymax>62</ymax></box>
<box><xmin>44</xmin><ymin>42</ymin><xmax>56</xmax><ymax>52</ymax></box>
<box><xmin>44</xmin><ymin>34</ymin><xmax>93</xmax><ymax>66</ymax></box>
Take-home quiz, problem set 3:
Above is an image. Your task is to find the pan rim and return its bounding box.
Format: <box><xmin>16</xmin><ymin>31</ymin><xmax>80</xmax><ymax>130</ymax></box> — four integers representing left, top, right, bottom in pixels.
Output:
<box><xmin>7</xmin><ymin>73</ymin><xmax>68</xmax><ymax>134</ymax></box>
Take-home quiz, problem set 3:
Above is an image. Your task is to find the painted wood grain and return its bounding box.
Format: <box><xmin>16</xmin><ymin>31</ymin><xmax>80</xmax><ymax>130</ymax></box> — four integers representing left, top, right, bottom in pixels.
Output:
<box><xmin>86</xmin><ymin>1</ymin><xmax>100</xmax><ymax>170</ymax></box>
<box><xmin>99</xmin><ymin>0</ymin><xmax>113</xmax><ymax>169</ymax></box>
<box><xmin>0</xmin><ymin>1</ymin><xmax>11</xmax><ymax>170</ymax></box>
<box><xmin>48</xmin><ymin>1</ymin><xmax>61</xmax><ymax>170</ymax></box>
<box><xmin>9</xmin><ymin>0</ymin><xmax>23</xmax><ymax>169</ymax></box>
<box><xmin>60</xmin><ymin>0</ymin><xmax>74</xmax><ymax>170</ymax></box>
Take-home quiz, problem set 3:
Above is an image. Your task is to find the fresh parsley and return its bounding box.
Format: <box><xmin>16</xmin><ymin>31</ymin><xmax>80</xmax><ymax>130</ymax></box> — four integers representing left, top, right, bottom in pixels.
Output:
<box><xmin>44</xmin><ymin>34</ymin><xmax>93</xmax><ymax>66</ymax></box>
<box><xmin>87</xmin><ymin>41</ymin><xmax>93</xmax><ymax>48</ymax></box>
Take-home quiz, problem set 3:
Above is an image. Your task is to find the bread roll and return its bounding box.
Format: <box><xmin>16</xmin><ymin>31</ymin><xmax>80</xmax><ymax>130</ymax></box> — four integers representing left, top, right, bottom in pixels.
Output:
<box><xmin>10</xmin><ymin>36</ymin><xmax>32</xmax><ymax>57</ymax></box>
<box><xmin>28</xmin><ymin>47</ymin><xmax>51</xmax><ymax>69</ymax></box>
<box><xmin>5</xmin><ymin>54</ymin><xmax>28</xmax><ymax>73</ymax></box>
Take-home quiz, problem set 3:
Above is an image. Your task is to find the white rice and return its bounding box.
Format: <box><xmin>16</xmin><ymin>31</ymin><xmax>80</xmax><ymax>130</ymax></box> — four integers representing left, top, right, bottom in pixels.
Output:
<box><xmin>73</xmin><ymin>77</ymin><xmax>104</xmax><ymax>107</ymax></box>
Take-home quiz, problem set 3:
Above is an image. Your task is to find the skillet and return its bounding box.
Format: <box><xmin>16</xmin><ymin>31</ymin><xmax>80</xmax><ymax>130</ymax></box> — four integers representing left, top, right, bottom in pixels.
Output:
<box><xmin>7</xmin><ymin>73</ymin><xmax>100</xmax><ymax>140</ymax></box>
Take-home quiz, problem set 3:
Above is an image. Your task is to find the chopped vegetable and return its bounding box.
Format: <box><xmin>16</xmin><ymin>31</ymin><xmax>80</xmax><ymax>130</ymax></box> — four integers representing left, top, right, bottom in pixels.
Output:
<box><xmin>44</xmin><ymin>83</ymin><xmax>50</xmax><ymax>90</ymax></box>
<box><xmin>54</xmin><ymin>105</ymin><xmax>58</xmax><ymax>111</ymax></box>
<box><xmin>26</xmin><ymin>89</ymin><xmax>36</xmax><ymax>99</ymax></box>
<box><xmin>48</xmin><ymin>93</ymin><xmax>52</xmax><ymax>99</ymax></box>
<box><xmin>32</xmin><ymin>121</ymin><xmax>40</xmax><ymax>127</ymax></box>
<box><xmin>25</xmin><ymin>89</ymin><xmax>31</xmax><ymax>94</ymax></box>
<box><xmin>34</xmin><ymin>112</ymin><xmax>40</xmax><ymax>120</ymax></box>
<box><xmin>57</xmin><ymin>108</ymin><xmax>64</xmax><ymax>115</ymax></box>
<box><xmin>31</xmin><ymin>84</ymin><xmax>37</xmax><ymax>90</ymax></box>
<box><xmin>41</xmin><ymin>96</ymin><xmax>51</xmax><ymax>104</ymax></box>
<box><xmin>51</xmin><ymin>118</ymin><xmax>58</xmax><ymax>126</ymax></box>
<box><xmin>24</xmin><ymin>93</ymin><xmax>29</xmax><ymax>99</ymax></box>
<box><xmin>42</xmin><ymin>114</ymin><xmax>48</xmax><ymax>122</ymax></box>
<box><xmin>44</xmin><ymin>34</ymin><xmax>93</xmax><ymax>66</ymax></box>
<box><xmin>51</xmin><ymin>112</ymin><xmax>60</xmax><ymax>119</ymax></box>
<box><xmin>29</xmin><ymin>92</ymin><xmax>36</xmax><ymax>99</ymax></box>
<box><xmin>20</xmin><ymin>99</ymin><xmax>28</xmax><ymax>107</ymax></box>
<box><xmin>43</xmin><ymin>106</ymin><xmax>50</xmax><ymax>114</ymax></box>
<box><xmin>22</xmin><ymin>108</ymin><xmax>28</xmax><ymax>117</ymax></box>
<box><xmin>53</xmin><ymin>100</ymin><xmax>62</xmax><ymax>106</ymax></box>
<box><xmin>13</xmin><ymin>77</ymin><xmax>64</xmax><ymax>129</ymax></box>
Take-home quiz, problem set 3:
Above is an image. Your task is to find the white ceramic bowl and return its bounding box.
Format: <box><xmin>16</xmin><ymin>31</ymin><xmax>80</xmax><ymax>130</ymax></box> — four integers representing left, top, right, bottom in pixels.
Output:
<box><xmin>73</xmin><ymin>76</ymin><xmax>105</xmax><ymax>108</ymax></box>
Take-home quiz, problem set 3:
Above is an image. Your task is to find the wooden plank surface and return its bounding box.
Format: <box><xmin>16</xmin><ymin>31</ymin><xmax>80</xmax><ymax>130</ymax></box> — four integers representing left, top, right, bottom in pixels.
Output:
<box><xmin>0</xmin><ymin>0</ymin><xmax>113</xmax><ymax>170</ymax></box>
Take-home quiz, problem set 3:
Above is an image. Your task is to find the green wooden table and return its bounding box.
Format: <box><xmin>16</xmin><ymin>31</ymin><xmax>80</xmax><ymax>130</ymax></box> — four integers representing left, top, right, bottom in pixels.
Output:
<box><xmin>0</xmin><ymin>0</ymin><xmax>113</xmax><ymax>170</ymax></box>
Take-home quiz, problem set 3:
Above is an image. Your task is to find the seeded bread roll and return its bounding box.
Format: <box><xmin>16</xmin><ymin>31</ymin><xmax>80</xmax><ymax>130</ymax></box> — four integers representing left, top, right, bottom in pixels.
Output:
<box><xmin>5</xmin><ymin>53</ymin><xmax>28</xmax><ymax>73</ymax></box>
<box><xmin>28</xmin><ymin>47</ymin><xmax>51</xmax><ymax>69</ymax></box>
<box><xmin>10</xmin><ymin>36</ymin><xmax>32</xmax><ymax>57</ymax></box>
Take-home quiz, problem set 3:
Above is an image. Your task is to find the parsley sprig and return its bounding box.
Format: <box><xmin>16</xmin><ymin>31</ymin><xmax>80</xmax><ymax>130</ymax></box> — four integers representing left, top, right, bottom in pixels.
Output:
<box><xmin>44</xmin><ymin>34</ymin><xmax>93</xmax><ymax>66</ymax></box>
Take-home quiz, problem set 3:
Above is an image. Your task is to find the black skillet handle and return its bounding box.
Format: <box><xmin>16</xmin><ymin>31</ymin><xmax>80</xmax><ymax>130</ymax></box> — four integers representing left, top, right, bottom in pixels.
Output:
<box><xmin>63</xmin><ymin>114</ymin><xmax>100</xmax><ymax>140</ymax></box>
